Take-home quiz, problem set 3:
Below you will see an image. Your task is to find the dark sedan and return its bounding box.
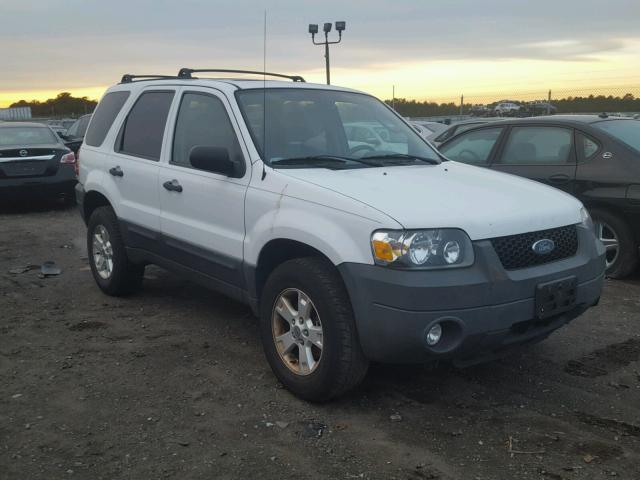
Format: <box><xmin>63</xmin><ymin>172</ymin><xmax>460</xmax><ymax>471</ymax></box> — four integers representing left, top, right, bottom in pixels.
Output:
<box><xmin>60</xmin><ymin>114</ymin><xmax>91</xmax><ymax>154</ymax></box>
<box><xmin>0</xmin><ymin>122</ymin><xmax>77</xmax><ymax>204</ymax></box>
<box><xmin>438</xmin><ymin>115</ymin><xmax>640</xmax><ymax>278</ymax></box>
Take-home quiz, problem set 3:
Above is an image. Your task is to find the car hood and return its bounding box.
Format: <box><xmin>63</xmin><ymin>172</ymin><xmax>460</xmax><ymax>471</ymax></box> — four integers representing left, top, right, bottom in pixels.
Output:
<box><xmin>278</xmin><ymin>161</ymin><xmax>583</xmax><ymax>240</ymax></box>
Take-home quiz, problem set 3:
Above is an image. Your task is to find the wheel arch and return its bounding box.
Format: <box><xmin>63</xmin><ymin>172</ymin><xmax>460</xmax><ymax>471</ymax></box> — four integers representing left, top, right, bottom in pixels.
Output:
<box><xmin>250</xmin><ymin>238</ymin><xmax>337</xmax><ymax>307</ymax></box>
<box><xmin>83</xmin><ymin>190</ymin><xmax>113</xmax><ymax>224</ymax></box>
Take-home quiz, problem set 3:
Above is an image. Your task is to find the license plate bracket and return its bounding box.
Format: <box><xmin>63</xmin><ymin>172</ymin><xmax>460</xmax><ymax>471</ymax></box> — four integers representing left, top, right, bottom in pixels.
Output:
<box><xmin>535</xmin><ymin>276</ymin><xmax>577</xmax><ymax>320</ymax></box>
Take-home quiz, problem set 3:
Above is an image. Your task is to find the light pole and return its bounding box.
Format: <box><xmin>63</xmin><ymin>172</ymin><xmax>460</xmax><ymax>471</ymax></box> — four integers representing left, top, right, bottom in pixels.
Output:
<box><xmin>308</xmin><ymin>21</ymin><xmax>346</xmax><ymax>85</ymax></box>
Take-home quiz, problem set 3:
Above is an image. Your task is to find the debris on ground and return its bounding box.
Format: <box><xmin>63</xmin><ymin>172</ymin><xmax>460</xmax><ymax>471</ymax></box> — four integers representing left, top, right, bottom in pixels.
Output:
<box><xmin>40</xmin><ymin>261</ymin><xmax>62</xmax><ymax>277</ymax></box>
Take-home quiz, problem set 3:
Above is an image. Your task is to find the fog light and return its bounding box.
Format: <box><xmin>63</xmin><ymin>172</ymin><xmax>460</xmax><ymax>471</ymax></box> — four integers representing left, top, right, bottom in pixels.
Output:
<box><xmin>426</xmin><ymin>323</ymin><xmax>442</xmax><ymax>346</ymax></box>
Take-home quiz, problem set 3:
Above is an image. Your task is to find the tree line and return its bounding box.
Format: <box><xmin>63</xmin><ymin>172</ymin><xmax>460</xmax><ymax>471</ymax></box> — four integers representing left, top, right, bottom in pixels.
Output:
<box><xmin>10</xmin><ymin>92</ymin><xmax>97</xmax><ymax>118</ymax></box>
<box><xmin>386</xmin><ymin>93</ymin><xmax>640</xmax><ymax>117</ymax></box>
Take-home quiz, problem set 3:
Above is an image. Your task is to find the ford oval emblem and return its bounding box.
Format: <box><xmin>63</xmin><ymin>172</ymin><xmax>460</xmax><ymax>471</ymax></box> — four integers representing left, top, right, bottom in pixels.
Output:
<box><xmin>532</xmin><ymin>239</ymin><xmax>555</xmax><ymax>255</ymax></box>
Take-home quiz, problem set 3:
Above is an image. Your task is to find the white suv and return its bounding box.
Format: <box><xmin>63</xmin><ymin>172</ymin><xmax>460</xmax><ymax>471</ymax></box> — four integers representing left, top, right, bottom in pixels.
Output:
<box><xmin>76</xmin><ymin>69</ymin><xmax>605</xmax><ymax>401</ymax></box>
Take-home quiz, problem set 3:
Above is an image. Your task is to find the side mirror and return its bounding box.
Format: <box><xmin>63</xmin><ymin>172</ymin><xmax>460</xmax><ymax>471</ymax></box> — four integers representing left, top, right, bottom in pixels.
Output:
<box><xmin>189</xmin><ymin>146</ymin><xmax>236</xmax><ymax>176</ymax></box>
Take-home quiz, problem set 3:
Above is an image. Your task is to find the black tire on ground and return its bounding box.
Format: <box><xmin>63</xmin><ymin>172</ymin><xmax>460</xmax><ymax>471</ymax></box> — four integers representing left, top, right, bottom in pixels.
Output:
<box><xmin>260</xmin><ymin>257</ymin><xmax>369</xmax><ymax>402</ymax></box>
<box><xmin>87</xmin><ymin>206</ymin><xmax>144</xmax><ymax>296</ymax></box>
<box><xmin>590</xmin><ymin>208</ymin><xmax>638</xmax><ymax>279</ymax></box>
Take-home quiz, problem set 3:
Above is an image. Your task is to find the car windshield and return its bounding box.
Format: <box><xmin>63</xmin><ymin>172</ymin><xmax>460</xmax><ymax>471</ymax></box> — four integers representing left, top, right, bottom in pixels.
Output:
<box><xmin>236</xmin><ymin>88</ymin><xmax>440</xmax><ymax>168</ymax></box>
<box><xmin>0</xmin><ymin>126</ymin><xmax>58</xmax><ymax>147</ymax></box>
<box><xmin>593</xmin><ymin>119</ymin><xmax>640</xmax><ymax>152</ymax></box>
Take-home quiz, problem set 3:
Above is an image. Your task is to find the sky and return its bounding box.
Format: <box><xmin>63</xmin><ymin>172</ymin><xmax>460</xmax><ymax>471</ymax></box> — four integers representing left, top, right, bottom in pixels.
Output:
<box><xmin>1</xmin><ymin>0</ymin><xmax>639</xmax><ymax>107</ymax></box>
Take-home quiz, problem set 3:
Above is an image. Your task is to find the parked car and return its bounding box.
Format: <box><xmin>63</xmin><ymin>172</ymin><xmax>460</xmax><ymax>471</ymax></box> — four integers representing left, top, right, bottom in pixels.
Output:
<box><xmin>61</xmin><ymin>114</ymin><xmax>92</xmax><ymax>154</ymax></box>
<box><xmin>438</xmin><ymin>115</ymin><xmax>640</xmax><ymax>278</ymax></box>
<box><xmin>494</xmin><ymin>102</ymin><xmax>521</xmax><ymax>116</ymax></box>
<box><xmin>523</xmin><ymin>102</ymin><xmax>557</xmax><ymax>116</ymax></box>
<box><xmin>75</xmin><ymin>70</ymin><xmax>604</xmax><ymax>401</ymax></box>
<box><xmin>344</xmin><ymin>121</ymin><xmax>409</xmax><ymax>154</ymax></box>
<box><xmin>0</xmin><ymin>122</ymin><xmax>77</xmax><ymax>202</ymax></box>
<box><xmin>412</xmin><ymin>120</ymin><xmax>448</xmax><ymax>135</ymax></box>
<box><xmin>428</xmin><ymin>118</ymin><xmax>503</xmax><ymax>147</ymax></box>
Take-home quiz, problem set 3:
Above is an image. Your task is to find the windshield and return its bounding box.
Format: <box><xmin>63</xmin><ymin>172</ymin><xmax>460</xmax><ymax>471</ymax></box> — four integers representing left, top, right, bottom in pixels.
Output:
<box><xmin>236</xmin><ymin>88</ymin><xmax>440</xmax><ymax>167</ymax></box>
<box><xmin>0</xmin><ymin>126</ymin><xmax>58</xmax><ymax>147</ymax></box>
<box><xmin>593</xmin><ymin>119</ymin><xmax>640</xmax><ymax>152</ymax></box>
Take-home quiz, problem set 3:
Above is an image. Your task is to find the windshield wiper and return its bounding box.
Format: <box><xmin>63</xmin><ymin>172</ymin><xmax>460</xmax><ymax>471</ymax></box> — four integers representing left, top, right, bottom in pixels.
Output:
<box><xmin>360</xmin><ymin>153</ymin><xmax>441</xmax><ymax>165</ymax></box>
<box><xmin>270</xmin><ymin>155</ymin><xmax>377</xmax><ymax>169</ymax></box>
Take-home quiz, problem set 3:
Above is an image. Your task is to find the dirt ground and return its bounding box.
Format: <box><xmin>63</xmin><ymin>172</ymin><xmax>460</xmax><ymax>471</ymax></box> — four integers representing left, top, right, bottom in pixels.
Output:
<box><xmin>1</xmin><ymin>202</ymin><xmax>639</xmax><ymax>480</ymax></box>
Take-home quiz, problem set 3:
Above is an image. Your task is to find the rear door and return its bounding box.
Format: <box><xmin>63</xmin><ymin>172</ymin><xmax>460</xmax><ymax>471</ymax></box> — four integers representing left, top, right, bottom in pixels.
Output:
<box><xmin>158</xmin><ymin>87</ymin><xmax>250</xmax><ymax>291</ymax></box>
<box><xmin>108</xmin><ymin>88</ymin><xmax>176</xmax><ymax>248</ymax></box>
<box><xmin>491</xmin><ymin>125</ymin><xmax>577</xmax><ymax>194</ymax></box>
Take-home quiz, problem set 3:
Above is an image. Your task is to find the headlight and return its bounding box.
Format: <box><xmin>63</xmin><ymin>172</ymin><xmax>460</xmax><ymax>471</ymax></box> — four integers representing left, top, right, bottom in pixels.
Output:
<box><xmin>371</xmin><ymin>229</ymin><xmax>474</xmax><ymax>269</ymax></box>
<box><xmin>580</xmin><ymin>206</ymin><xmax>594</xmax><ymax>232</ymax></box>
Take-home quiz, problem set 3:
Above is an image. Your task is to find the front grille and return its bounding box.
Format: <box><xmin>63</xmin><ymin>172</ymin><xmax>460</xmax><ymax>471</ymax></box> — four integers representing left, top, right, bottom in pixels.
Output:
<box><xmin>491</xmin><ymin>225</ymin><xmax>578</xmax><ymax>270</ymax></box>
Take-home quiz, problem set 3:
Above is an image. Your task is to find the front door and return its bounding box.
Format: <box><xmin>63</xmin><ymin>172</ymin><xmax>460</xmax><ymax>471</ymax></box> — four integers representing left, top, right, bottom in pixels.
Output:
<box><xmin>491</xmin><ymin>125</ymin><xmax>577</xmax><ymax>194</ymax></box>
<box><xmin>159</xmin><ymin>88</ymin><xmax>251</xmax><ymax>291</ymax></box>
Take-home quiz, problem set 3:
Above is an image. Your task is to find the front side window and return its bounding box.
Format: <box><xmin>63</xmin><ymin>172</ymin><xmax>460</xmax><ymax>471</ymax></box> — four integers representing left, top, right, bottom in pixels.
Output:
<box><xmin>236</xmin><ymin>88</ymin><xmax>440</xmax><ymax>168</ymax></box>
<box><xmin>499</xmin><ymin>126</ymin><xmax>573</xmax><ymax>165</ymax></box>
<box><xmin>117</xmin><ymin>90</ymin><xmax>174</xmax><ymax>160</ymax></box>
<box><xmin>439</xmin><ymin>127</ymin><xmax>503</xmax><ymax>165</ymax></box>
<box><xmin>85</xmin><ymin>91</ymin><xmax>130</xmax><ymax>147</ymax></box>
<box><xmin>172</xmin><ymin>92</ymin><xmax>244</xmax><ymax>170</ymax></box>
<box><xmin>0</xmin><ymin>126</ymin><xmax>58</xmax><ymax>146</ymax></box>
<box><xmin>593</xmin><ymin>119</ymin><xmax>640</xmax><ymax>152</ymax></box>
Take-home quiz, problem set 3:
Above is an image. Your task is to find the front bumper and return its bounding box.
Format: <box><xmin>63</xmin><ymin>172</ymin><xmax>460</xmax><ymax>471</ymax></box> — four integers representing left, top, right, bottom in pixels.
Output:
<box><xmin>339</xmin><ymin>225</ymin><xmax>605</xmax><ymax>364</ymax></box>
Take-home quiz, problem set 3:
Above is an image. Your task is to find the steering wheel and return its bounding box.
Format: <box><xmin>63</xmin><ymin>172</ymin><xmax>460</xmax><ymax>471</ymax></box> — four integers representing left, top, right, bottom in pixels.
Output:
<box><xmin>349</xmin><ymin>144</ymin><xmax>376</xmax><ymax>157</ymax></box>
<box><xmin>458</xmin><ymin>149</ymin><xmax>481</xmax><ymax>162</ymax></box>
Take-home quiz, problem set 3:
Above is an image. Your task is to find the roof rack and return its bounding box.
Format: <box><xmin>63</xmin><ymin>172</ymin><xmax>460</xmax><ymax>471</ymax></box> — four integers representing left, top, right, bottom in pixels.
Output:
<box><xmin>120</xmin><ymin>74</ymin><xmax>179</xmax><ymax>84</ymax></box>
<box><xmin>177</xmin><ymin>68</ymin><xmax>305</xmax><ymax>82</ymax></box>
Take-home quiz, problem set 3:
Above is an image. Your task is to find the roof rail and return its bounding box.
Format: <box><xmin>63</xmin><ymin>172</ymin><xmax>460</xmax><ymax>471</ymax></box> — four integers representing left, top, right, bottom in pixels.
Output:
<box><xmin>177</xmin><ymin>68</ymin><xmax>305</xmax><ymax>82</ymax></box>
<box><xmin>120</xmin><ymin>74</ymin><xmax>179</xmax><ymax>84</ymax></box>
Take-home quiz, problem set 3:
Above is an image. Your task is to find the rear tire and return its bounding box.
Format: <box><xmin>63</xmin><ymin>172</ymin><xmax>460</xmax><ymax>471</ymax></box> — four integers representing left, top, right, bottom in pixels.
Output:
<box><xmin>260</xmin><ymin>257</ymin><xmax>369</xmax><ymax>402</ymax></box>
<box><xmin>87</xmin><ymin>206</ymin><xmax>144</xmax><ymax>295</ymax></box>
<box><xmin>590</xmin><ymin>208</ymin><xmax>638</xmax><ymax>279</ymax></box>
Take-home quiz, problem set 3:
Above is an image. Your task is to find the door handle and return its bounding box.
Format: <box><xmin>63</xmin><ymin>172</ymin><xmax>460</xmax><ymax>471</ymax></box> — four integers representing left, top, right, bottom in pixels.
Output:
<box><xmin>163</xmin><ymin>179</ymin><xmax>183</xmax><ymax>193</ymax></box>
<box><xmin>548</xmin><ymin>174</ymin><xmax>570</xmax><ymax>185</ymax></box>
<box><xmin>109</xmin><ymin>166</ymin><xmax>124</xmax><ymax>177</ymax></box>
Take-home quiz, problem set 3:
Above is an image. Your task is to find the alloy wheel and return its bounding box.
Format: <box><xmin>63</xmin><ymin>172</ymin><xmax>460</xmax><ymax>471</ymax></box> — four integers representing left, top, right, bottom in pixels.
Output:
<box><xmin>271</xmin><ymin>288</ymin><xmax>323</xmax><ymax>375</ymax></box>
<box><xmin>595</xmin><ymin>220</ymin><xmax>620</xmax><ymax>269</ymax></box>
<box><xmin>92</xmin><ymin>225</ymin><xmax>114</xmax><ymax>279</ymax></box>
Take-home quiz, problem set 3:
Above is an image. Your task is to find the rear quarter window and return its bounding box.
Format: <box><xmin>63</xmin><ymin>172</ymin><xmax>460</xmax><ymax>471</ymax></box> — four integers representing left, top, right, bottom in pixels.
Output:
<box><xmin>85</xmin><ymin>91</ymin><xmax>130</xmax><ymax>147</ymax></box>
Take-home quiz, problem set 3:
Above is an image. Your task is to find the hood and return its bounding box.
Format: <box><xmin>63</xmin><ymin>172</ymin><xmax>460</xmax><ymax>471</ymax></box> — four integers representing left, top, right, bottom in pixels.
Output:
<box><xmin>278</xmin><ymin>161</ymin><xmax>583</xmax><ymax>240</ymax></box>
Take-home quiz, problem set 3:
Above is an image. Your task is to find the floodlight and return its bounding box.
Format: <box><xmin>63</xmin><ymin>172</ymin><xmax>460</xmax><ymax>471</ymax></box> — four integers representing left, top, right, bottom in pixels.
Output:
<box><xmin>323</xmin><ymin>22</ymin><xmax>332</xmax><ymax>33</ymax></box>
<box><xmin>335</xmin><ymin>21</ymin><xmax>346</xmax><ymax>32</ymax></box>
<box><xmin>308</xmin><ymin>24</ymin><xmax>318</xmax><ymax>34</ymax></box>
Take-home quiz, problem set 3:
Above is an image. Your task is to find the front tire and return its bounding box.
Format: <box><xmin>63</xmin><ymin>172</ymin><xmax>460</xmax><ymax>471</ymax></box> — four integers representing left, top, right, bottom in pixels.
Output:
<box><xmin>590</xmin><ymin>208</ymin><xmax>638</xmax><ymax>279</ymax></box>
<box><xmin>260</xmin><ymin>257</ymin><xmax>369</xmax><ymax>402</ymax></box>
<box><xmin>87</xmin><ymin>206</ymin><xmax>144</xmax><ymax>295</ymax></box>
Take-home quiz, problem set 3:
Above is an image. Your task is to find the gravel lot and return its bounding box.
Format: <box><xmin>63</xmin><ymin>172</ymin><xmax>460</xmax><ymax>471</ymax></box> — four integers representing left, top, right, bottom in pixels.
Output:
<box><xmin>1</xmin><ymin>202</ymin><xmax>639</xmax><ymax>480</ymax></box>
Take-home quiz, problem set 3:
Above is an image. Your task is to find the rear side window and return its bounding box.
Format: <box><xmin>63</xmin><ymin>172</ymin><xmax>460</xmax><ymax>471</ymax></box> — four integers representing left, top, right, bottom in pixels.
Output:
<box><xmin>577</xmin><ymin>132</ymin><xmax>600</xmax><ymax>160</ymax></box>
<box><xmin>499</xmin><ymin>126</ymin><xmax>573</xmax><ymax>165</ymax></box>
<box><xmin>439</xmin><ymin>127</ymin><xmax>503</xmax><ymax>165</ymax></box>
<box><xmin>117</xmin><ymin>91</ymin><xmax>175</xmax><ymax>160</ymax></box>
<box><xmin>172</xmin><ymin>92</ymin><xmax>244</xmax><ymax>170</ymax></box>
<box><xmin>85</xmin><ymin>91</ymin><xmax>130</xmax><ymax>147</ymax></box>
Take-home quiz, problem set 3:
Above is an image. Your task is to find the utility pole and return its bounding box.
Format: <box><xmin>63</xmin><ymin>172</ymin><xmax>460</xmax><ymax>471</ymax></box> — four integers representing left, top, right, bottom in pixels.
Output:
<box><xmin>309</xmin><ymin>21</ymin><xmax>346</xmax><ymax>85</ymax></box>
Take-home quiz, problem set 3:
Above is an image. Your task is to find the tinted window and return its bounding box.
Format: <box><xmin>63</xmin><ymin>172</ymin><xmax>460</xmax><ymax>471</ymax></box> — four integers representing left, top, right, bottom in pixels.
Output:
<box><xmin>0</xmin><ymin>126</ymin><xmax>58</xmax><ymax>146</ymax></box>
<box><xmin>172</xmin><ymin>92</ymin><xmax>244</xmax><ymax>169</ymax></box>
<box><xmin>118</xmin><ymin>91</ymin><xmax>174</xmax><ymax>160</ymax></box>
<box><xmin>76</xmin><ymin>115</ymin><xmax>91</xmax><ymax>138</ymax></box>
<box><xmin>85</xmin><ymin>91</ymin><xmax>130</xmax><ymax>147</ymax></box>
<box><xmin>456</xmin><ymin>122</ymin><xmax>484</xmax><ymax>135</ymax></box>
<box><xmin>593</xmin><ymin>119</ymin><xmax>640</xmax><ymax>152</ymax></box>
<box><xmin>499</xmin><ymin>126</ymin><xmax>573</xmax><ymax>165</ymax></box>
<box><xmin>440</xmin><ymin>127</ymin><xmax>503</xmax><ymax>165</ymax></box>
